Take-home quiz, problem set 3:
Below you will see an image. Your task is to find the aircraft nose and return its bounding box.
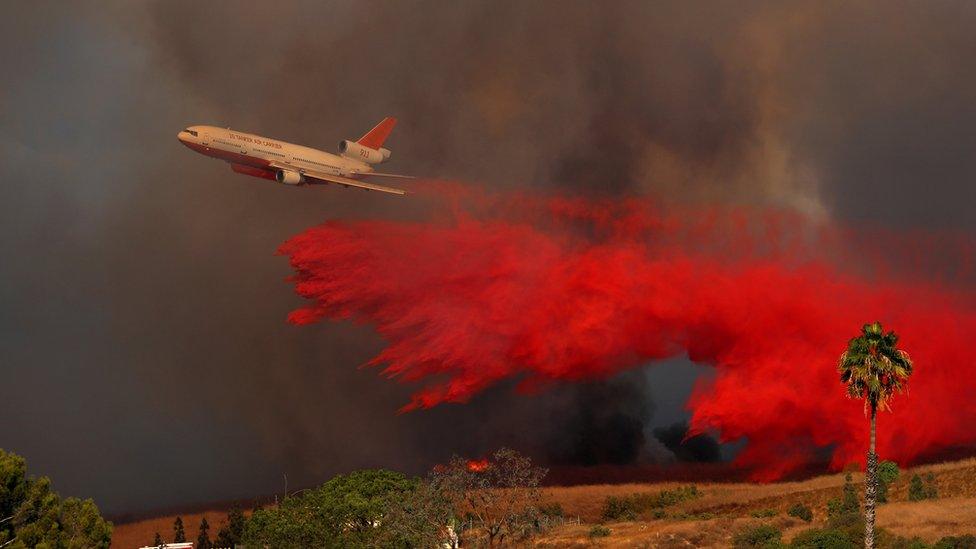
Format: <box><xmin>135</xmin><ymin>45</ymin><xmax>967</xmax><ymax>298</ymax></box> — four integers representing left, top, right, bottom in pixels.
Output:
<box><xmin>177</xmin><ymin>131</ymin><xmax>187</xmax><ymax>142</ymax></box>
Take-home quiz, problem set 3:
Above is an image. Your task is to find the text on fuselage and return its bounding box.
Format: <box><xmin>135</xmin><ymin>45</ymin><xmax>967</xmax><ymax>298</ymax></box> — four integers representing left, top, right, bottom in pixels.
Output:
<box><xmin>229</xmin><ymin>133</ymin><xmax>283</xmax><ymax>149</ymax></box>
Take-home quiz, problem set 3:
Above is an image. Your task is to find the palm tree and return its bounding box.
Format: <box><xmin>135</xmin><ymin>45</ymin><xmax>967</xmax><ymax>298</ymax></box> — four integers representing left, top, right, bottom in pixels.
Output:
<box><xmin>838</xmin><ymin>321</ymin><xmax>913</xmax><ymax>549</ymax></box>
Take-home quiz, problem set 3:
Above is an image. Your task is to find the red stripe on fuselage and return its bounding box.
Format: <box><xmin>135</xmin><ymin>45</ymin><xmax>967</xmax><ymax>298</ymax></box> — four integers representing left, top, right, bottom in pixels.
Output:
<box><xmin>181</xmin><ymin>140</ymin><xmax>274</xmax><ymax>171</ymax></box>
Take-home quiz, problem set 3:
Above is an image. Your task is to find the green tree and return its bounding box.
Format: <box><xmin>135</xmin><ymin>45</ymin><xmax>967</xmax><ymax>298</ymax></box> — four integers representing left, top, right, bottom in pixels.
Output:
<box><xmin>0</xmin><ymin>450</ymin><xmax>28</xmax><ymax>545</ymax></box>
<box><xmin>243</xmin><ymin>469</ymin><xmax>420</xmax><ymax>548</ymax></box>
<box><xmin>173</xmin><ymin>516</ymin><xmax>186</xmax><ymax>543</ymax></box>
<box><xmin>838</xmin><ymin>321</ymin><xmax>913</xmax><ymax>549</ymax></box>
<box><xmin>152</xmin><ymin>531</ymin><xmax>163</xmax><ymax>547</ymax></box>
<box><xmin>196</xmin><ymin>516</ymin><xmax>211</xmax><ymax>549</ymax></box>
<box><xmin>57</xmin><ymin>497</ymin><xmax>114</xmax><ymax>548</ymax></box>
<box><xmin>216</xmin><ymin>506</ymin><xmax>246</xmax><ymax>548</ymax></box>
<box><xmin>378</xmin><ymin>478</ymin><xmax>455</xmax><ymax>548</ymax></box>
<box><xmin>0</xmin><ymin>448</ymin><xmax>112</xmax><ymax>549</ymax></box>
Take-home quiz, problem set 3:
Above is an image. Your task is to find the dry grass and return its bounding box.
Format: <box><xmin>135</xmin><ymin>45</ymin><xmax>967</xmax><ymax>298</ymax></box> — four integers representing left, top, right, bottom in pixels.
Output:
<box><xmin>537</xmin><ymin>472</ymin><xmax>854</xmax><ymax>524</ymax></box>
<box><xmin>876</xmin><ymin>497</ymin><xmax>976</xmax><ymax>539</ymax></box>
<box><xmin>111</xmin><ymin>510</ymin><xmax>240</xmax><ymax>549</ymax></box>
<box><xmin>111</xmin><ymin>458</ymin><xmax>976</xmax><ymax>548</ymax></box>
<box><xmin>533</xmin><ymin>458</ymin><xmax>976</xmax><ymax>547</ymax></box>
<box><xmin>535</xmin><ymin>517</ymin><xmax>804</xmax><ymax>548</ymax></box>
<box><xmin>532</xmin><ymin>498</ymin><xmax>976</xmax><ymax>549</ymax></box>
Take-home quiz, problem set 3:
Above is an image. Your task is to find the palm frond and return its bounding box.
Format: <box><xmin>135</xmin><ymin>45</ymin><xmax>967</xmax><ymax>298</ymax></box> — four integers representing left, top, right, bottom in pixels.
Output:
<box><xmin>837</xmin><ymin>321</ymin><xmax>913</xmax><ymax>413</ymax></box>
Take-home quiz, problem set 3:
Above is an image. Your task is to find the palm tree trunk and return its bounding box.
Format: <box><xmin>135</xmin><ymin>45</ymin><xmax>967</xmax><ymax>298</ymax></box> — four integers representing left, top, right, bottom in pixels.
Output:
<box><xmin>865</xmin><ymin>405</ymin><xmax>877</xmax><ymax>549</ymax></box>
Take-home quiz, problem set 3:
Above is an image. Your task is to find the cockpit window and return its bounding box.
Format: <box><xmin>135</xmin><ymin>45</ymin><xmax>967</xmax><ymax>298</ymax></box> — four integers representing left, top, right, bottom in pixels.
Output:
<box><xmin>184</xmin><ymin>129</ymin><xmax>198</xmax><ymax>137</ymax></box>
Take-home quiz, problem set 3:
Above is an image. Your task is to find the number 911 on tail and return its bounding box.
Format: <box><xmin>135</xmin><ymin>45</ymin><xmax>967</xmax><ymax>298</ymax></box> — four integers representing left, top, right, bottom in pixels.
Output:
<box><xmin>177</xmin><ymin>117</ymin><xmax>413</xmax><ymax>195</ymax></box>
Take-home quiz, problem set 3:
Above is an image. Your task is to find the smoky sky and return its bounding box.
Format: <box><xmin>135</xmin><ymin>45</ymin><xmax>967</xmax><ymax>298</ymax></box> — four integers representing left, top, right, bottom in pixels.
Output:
<box><xmin>2</xmin><ymin>0</ymin><xmax>976</xmax><ymax>516</ymax></box>
<box><xmin>653</xmin><ymin>422</ymin><xmax>722</xmax><ymax>464</ymax></box>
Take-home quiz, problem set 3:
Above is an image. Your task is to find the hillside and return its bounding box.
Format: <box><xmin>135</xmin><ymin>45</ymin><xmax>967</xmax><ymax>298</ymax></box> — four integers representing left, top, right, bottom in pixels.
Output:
<box><xmin>112</xmin><ymin>509</ymin><xmax>239</xmax><ymax>549</ymax></box>
<box><xmin>111</xmin><ymin>458</ymin><xmax>976</xmax><ymax>548</ymax></box>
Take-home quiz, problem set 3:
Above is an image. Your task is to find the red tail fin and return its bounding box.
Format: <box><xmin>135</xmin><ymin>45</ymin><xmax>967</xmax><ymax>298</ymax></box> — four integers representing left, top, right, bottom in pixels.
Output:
<box><xmin>357</xmin><ymin>117</ymin><xmax>397</xmax><ymax>149</ymax></box>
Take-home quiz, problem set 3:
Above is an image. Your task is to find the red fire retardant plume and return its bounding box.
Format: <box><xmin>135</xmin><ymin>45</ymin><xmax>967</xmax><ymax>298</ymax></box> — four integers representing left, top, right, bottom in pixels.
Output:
<box><xmin>278</xmin><ymin>187</ymin><xmax>976</xmax><ymax>479</ymax></box>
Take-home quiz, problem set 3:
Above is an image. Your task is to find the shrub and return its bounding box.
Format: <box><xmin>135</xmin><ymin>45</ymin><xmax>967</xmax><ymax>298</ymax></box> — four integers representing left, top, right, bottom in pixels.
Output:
<box><xmin>908</xmin><ymin>474</ymin><xmax>925</xmax><ymax>501</ymax></box>
<box><xmin>840</xmin><ymin>473</ymin><xmax>859</xmax><ymax>512</ymax></box>
<box><xmin>827</xmin><ymin>473</ymin><xmax>860</xmax><ymax>520</ymax></box>
<box><xmin>877</xmin><ymin>461</ymin><xmax>900</xmax><ymax>504</ymax></box>
<box><xmin>733</xmin><ymin>525</ymin><xmax>783</xmax><ymax>548</ymax></box>
<box><xmin>819</xmin><ymin>484</ymin><xmax>866</xmax><ymax>547</ymax></box>
<box><xmin>826</xmin><ymin>509</ymin><xmax>864</xmax><ymax>545</ymax></box>
<box><xmin>883</xmin><ymin>535</ymin><xmax>931</xmax><ymax>549</ymax></box>
<box><xmin>669</xmin><ymin>511</ymin><xmax>715</xmax><ymax>521</ymax></box>
<box><xmin>589</xmin><ymin>525</ymin><xmax>611</xmax><ymax>538</ymax></box>
<box><xmin>789</xmin><ymin>528</ymin><xmax>856</xmax><ymax>549</ymax></box>
<box><xmin>532</xmin><ymin>502</ymin><xmax>565</xmax><ymax>533</ymax></box>
<box><xmin>908</xmin><ymin>473</ymin><xmax>938</xmax><ymax>502</ymax></box>
<box><xmin>600</xmin><ymin>485</ymin><xmax>701</xmax><ymax>520</ymax></box>
<box><xmin>826</xmin><ymin>498</ymin><xmax>842</xmax><ymax>518</ymax></box>
<box><xmin>601</xmin><ymin>495</ymin><xmax>638</xmax><ymax>521</ymax></box>
<box><xmin>788</xmin><ymin>502</ymin><xmax>814</xmax><ymax>522</ymax></box>
<box><xmin>751</xmin><ymin>508</ymin><xmax>777</xmax><ymax>518</ymax></box>
<box><xmin>934</xmin><ymin>535</ymin><xmax>976</xmax><ymax>549</ymax></box>
<box><xmin>538</xmin><ymin>502</ymin><xmax>564</xmax><ymax>519</ymax></box>
<box><xmin>877</xmin><ymin>479</ymin><xmax>890</xmax><ymax>504</ymax></box>
<box><xmin>877</xmin><ymin>461</ymin><xmax>900</xmax><ymax>485</ymax></box>
<box><xmin>655</xmin><ymin>485</ymin><xmax>701</xmax><ymax>506</ymax></box>
<box><xmin>873</xmin><ymin>527</ymin><xmax>928</xmax><ymax>549</ymax></box>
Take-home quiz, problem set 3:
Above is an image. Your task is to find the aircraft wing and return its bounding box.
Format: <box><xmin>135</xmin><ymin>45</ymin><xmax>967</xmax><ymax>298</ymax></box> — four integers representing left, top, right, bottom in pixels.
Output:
<box><xmin>357</xmin><ymin>172</ymin><xmax>416</xmax><ymax>179</ymax></box>
<box><xmin>270</xmin><ymin>163</ymin><xmax>407</xmax><ymax>195</ymax></box>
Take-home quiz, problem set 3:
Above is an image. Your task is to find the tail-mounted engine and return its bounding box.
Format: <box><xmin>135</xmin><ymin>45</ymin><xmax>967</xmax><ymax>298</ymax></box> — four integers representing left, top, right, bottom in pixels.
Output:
<box><xmin>338</xmin><ymin>140</ymin><xmax>391</xmax><ymax>164</ymax></box>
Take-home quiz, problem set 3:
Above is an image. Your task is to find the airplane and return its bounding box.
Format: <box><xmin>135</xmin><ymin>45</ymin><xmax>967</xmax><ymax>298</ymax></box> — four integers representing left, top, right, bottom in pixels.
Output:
<box><xmin>177</xmin><ymin>117</ymin><xmax>411</xmax><ymax>195</ymax></box>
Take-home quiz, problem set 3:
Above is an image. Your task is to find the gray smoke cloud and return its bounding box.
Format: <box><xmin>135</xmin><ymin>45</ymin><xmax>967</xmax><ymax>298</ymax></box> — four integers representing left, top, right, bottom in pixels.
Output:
<box><xmin>2</xmin><ymin>0</ymin><xmax>975</xmax><ymax>515</ymax></box>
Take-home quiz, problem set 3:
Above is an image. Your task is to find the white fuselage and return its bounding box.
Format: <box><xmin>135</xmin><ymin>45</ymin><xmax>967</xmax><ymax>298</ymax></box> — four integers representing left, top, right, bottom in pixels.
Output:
<box><xmin>177</xmin><ymin>125</ymin><xmax>375</xmax><ymax>178</ymax></box>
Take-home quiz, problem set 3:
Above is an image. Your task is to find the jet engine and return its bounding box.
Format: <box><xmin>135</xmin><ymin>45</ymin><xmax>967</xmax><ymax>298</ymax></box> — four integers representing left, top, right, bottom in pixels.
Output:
<box><xmin>338</xmin><ymin>140</ymin><xmax>391</xmax><ymax>164</ymax></box>
<box><xmin>275</xmin><ymin>169</ymin><xmax>305</xmax><ymax>185</ymax></box>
